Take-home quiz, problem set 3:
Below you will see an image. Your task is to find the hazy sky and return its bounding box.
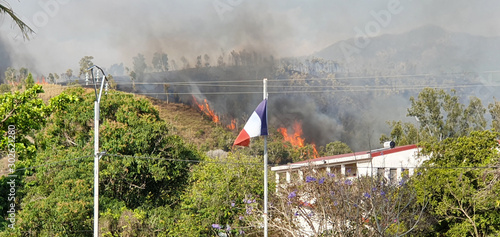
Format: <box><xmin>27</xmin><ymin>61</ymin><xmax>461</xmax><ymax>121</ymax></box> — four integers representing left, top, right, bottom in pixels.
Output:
<box><xmin>2</xmin><ymin>0</ymin><xmax>500</xmax><ymax>74</ymax></box>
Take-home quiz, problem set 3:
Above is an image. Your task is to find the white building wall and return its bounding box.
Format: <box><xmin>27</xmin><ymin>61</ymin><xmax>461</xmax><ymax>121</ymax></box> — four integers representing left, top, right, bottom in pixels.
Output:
<box><xmin>272</xmin><ymin>147</ymin><xmax>427</xmax><ymax>185</ymax></box>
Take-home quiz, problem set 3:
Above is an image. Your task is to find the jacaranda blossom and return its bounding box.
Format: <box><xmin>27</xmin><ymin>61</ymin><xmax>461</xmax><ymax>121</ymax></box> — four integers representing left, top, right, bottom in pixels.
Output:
<box><xmin>212</xmin><ymin>224</ymin><xmax>221</xmax><ymax>229</ymax></box>
<box><xmin>306</xmin><ymin>176</ymin><xmax>317</xmax><ymax>183</ymax></box>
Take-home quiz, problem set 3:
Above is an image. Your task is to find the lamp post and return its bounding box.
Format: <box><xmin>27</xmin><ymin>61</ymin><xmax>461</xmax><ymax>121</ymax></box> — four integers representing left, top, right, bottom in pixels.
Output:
<box><xmin>86</xmin><ymin>65</ymin><xmax>109</xmax><ymax>237</ymax></box>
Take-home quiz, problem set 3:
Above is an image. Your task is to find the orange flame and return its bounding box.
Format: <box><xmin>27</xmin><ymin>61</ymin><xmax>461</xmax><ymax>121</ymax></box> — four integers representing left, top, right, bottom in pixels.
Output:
<box><xmin>312</xmin><ymin>144</ymin><xmax>319</xmax><ymax>158</ymax></box>
<box><xmin>192</xmin><ymin>96</ymin><xmax>220</xmax><ymax>123</ymax></box>
<box><xmin>227</xmin><ymin>119</ymin><xmax>236</xmax><ymax>130</ymax></box>
<box><xmin>278</xmin><ymin>121</ymin><xmax>305</xmax><ymax>147</ymax></box>
<box><xmin>36</xmin><ymin>77</ymin><xmax>48</xmax><ymax>85</ymax></box>
<box><xmin>278</xmin><ymin>121</ymin><xmax>320</xmax><ymax>158</ymax></box>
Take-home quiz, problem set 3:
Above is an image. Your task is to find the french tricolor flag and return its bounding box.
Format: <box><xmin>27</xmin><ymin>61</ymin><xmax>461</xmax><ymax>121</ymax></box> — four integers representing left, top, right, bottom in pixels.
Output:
<box><xmin>233</xmin><ymin>99</ymin><xmax>268</xmax><ymax>146</ymax></box>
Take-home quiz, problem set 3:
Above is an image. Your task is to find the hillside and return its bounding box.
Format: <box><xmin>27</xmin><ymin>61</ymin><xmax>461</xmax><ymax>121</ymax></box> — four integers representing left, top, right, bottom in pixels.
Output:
<box><xmin>39</xmin><ymin>84</ymin><xmax>231</xmax><ymax>149</ymax></box>
<box><xmin>150</xmin><ymin>98</ymin><xmax>230</xmax><ymax>148</ymax></box>
<box><xmin>1</xmin><ymin>85</ymin><xmax>227</xmax><ymax>176</ymax></box>
<box><xmin>314</xmin><ymin>24</ymin><xmax>500</xmax><ymax>74</ymax></box>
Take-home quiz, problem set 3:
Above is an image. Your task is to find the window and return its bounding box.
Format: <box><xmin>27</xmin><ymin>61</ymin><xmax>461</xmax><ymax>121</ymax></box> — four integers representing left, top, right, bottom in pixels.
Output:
<box><xmin>377</xmin><ymin>168</ymin><xmax>385</xmax><ymax>178</ymax></box>
<box><xmin>316</xmin><ymin>167</ymin><xmax>327</xmax><ymax>176</ymax></box>
<box><xmin>291</xmin><ymin>171</ymin><xmax>300</xmax><ymax>182</ymax></box>
<box><xmin>345</xmin><ymin>164</ymin><xmax>357</xmax><ymax>177</ymax></box>
<box><xmin>390</xmin><ymin>168</ymin><xmax>397</xmax><ymax>184</ymax></box>
<box><xmin>278</xmin><ymin>172</ymin><xmax>286</xmax><ymax>184</ymax></box>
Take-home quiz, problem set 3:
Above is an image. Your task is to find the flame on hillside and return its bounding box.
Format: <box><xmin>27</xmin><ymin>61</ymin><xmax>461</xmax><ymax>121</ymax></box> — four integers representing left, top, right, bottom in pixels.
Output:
<box><xmin>227</xmin><ymin>119</ymin><xmax>236</xmax><ymax>130</ymax></box>
<box><xmin>278</xmin><ymin>121</ymin><xmax>319</xmax><ymax>158</ymax></box>
<box><xmin>192</xmin><ymin>96</ymin><xmax>220</xmax><ymax>123</ymax></box>
<box><xmin>36</xmin><ymin>76</ymin><xmax>48</xmax><ymax>85</ymax></box>
<box><xmin>277</xmin><ymin>121</ymin><xmax>305</xmax><ymax>147</ymax></box>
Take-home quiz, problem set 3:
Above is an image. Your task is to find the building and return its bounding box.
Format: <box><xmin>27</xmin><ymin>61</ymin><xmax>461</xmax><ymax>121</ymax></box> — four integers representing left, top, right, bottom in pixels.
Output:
<box><xmin>271</xmin><ymin>143</ymin><xmax>428</xmax><ymax>185</ymax></box>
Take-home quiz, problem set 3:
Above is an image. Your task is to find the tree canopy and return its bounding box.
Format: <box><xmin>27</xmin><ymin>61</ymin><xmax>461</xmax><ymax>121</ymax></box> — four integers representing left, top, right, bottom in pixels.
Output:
<box><xmin>414</xmin><ymin>130</ymin><xmax>500</xmax><ymax>236</ymax></box>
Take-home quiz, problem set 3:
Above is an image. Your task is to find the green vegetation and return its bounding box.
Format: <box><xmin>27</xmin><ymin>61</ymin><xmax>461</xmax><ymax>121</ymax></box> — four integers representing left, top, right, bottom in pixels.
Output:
<box><xmin>1</xmin><ymin>80</ymin><xmax>500</xmax><ymax>236</ymax></box>
<box><xmin>414</xmin><ymin>130</ymin><xmax>500</xmax><ymax>236</ymax></box>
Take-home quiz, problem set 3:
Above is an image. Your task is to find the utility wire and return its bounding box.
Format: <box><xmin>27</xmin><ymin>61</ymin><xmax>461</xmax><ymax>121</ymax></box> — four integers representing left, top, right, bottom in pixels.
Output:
<box><xmin>105</xmin><ymin>153</ymin><xmax>262</xmax><ymax>166</ymax></box>
<box><xmin>39</xmin><ymin>70</ymin><xmax>500</xmax><ymax>88</ymax></box>
<box><xmin>0</xmin><ymin>155</ymin><xmax>93</xmax><ymax>176</ymax></box>
<box><xmin>127</xmin><ymin>83</ymin><xmax>500</xmax><ymax>95</ymax></box>
<box><xmin>2</xmin><ymin>153</ymin><xmax>498</xmax><ymax>176</ymax></box>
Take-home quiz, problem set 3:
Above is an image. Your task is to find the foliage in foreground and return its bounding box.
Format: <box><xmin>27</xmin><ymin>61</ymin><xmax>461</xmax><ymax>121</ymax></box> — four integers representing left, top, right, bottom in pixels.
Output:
<box><xmin>0</xmin><ymin>88</ymin><xmax>203</xmax><ymax>236</ymax></box>
<box><xmin>240</xmin><ymin>170</ymin><xmax>427</xmax><ymax>237</ymax></box>
<box><xmin>414</xmin><ymin>130</ymin><xmax>500</xmax><ymax>236</ymax></box>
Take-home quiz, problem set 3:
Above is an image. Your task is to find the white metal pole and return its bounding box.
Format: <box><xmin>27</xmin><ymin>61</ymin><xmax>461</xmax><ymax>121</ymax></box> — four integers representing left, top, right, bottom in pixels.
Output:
<box><xmin>263</xmin><ymin>78</ymin><xmax>268</xmax><ymax>237</ymax></box>
<box><xmin>94</xmin><ymin>101</ymin><xmax>99</xmax><ymax>237</ymax></box>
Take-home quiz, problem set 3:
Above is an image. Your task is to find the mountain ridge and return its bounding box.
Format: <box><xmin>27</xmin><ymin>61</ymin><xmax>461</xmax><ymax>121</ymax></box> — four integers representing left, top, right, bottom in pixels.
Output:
<box><xmin>313</xmin><ymin>24</ymin><xmax>500</xmax><ymax>74</ymax></box>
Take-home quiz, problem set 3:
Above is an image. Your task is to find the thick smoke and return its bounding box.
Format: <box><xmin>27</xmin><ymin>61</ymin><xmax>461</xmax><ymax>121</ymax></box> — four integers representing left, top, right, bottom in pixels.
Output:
<box><xmin>0</xmin><ymin>38</ymin><xmax>11</xmax><ymax>82</ymax></box>
<box><xmin>2</xmin><ymin>1</ymin><xmax>500</xmax><ymax>151</ymax></box>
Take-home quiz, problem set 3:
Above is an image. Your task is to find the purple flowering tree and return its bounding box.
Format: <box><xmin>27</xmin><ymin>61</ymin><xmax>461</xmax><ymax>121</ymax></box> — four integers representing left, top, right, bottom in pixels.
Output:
<box><xmin>243</xmin><ymin>168</ymin><xmax>428</xmax><ymax>236</ymax></box>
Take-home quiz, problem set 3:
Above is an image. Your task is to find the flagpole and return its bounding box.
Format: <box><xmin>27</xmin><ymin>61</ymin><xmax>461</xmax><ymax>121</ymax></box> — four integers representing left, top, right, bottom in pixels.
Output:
<box><xmin>263</xmin><ymin>78</ymin><xmax>268</xmax><ymax>237</ymax></box>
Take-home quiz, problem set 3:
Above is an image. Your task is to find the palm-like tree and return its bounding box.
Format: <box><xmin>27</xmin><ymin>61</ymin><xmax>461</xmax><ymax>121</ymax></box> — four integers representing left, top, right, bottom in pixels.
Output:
<box><xmin>0</xmin><ymin>1</ymin><xmax>34</xmax><ymax>39</ymax></box>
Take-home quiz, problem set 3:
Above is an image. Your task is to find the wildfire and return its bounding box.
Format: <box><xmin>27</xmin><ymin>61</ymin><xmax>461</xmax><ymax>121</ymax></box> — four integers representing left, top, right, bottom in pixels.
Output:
<box><xmin>278</xmin><ymin>121</ymin><xmax>305</xmax><ymax>147</ymax></box>
<box><xmin>36</xmin><ymin>76</ymin><xmax>48</xmax><ymax>85</ymax></box>
<box><xmin>312</xmin><ymin>144</ymin><xmax>319</xmax><ymax>158</ymax></box>
<box><xmin>227</xmin><ymin>119</ymin><xmax>236</xmax><ymax>130</ymax></box>
<box><xmin>192</xmin><ymin>96</ymin><xmax>220</xmax><ymax>123</ymax></box>
<box><xmin>278</xmin><ymin>121</ymin><xmax>320</xmax><ymax>158</ymax></box>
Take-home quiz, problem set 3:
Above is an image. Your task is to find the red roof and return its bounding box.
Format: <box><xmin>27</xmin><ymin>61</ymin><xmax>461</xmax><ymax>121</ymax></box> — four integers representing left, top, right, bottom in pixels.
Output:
<box><xmin>370</xmin><ymin>144</ymin><xmax>418</xmax><ymax>157</ymax></box>
<box><xmin>289</xmin><ymin>144</ymin><xmax>418</xmax><ymax>165</ymax></box>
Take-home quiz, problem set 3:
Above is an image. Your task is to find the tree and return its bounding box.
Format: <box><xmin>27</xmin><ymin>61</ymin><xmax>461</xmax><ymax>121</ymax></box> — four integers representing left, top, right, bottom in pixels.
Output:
<box><xmin>0</xmin><ymin>88</ymin><xmax>202</xmax><ymax>235</ymax></box>
<box><xmin>217</xmin><ymin>55</ymin><xmax>225</xmax><ymax>67</ymax></box>
<box><xmin>414</xmin><ymin>130</ymin><xmax>500</xmax><ymax>236</ymax></box>
<box><xmin>53</xmin><ymin>73</ymin><xmax>60</xmax><ymax>83</ymax></box>
<box><xmin>172</xmin><ymin>152</ymin><xmax>267</xmax><ymax>236</ymax></box>
<box><xmin>243</xmin><ymin>167</ymin><xmax>427</xmax><ymax>236</ymax></box>
<box><xmin>78</xmin><ymin>56</ymin><xmax>94</xmax><ymax>77</ymax></box>
<box><xmin>0</xmin><ymin>84</ymin><xmax>47</xmax><ymax>156</ymax></box>
<box><xmin>379</xmin><ymin>121</ymin><xmax>419</xmax><ymax>146</ymax></box>
<box><xmin>4</xmin><ymin>67</ymin><xmax>16</xmax><ymax>84</ymax></box>
<box><xmin>0</xmin><ymin>3</ymin><xmax>34</xmax><ymax>39</ymax></box>
<box><xmin>488</xmin><ymin>99</ymin><xmax>500</xmax><ymax>131</ymax></box>
<box><xmin>195</xmin><ymin>55</ymin><xmax>202</xmax><ymax>68</ymax></box>
<box><xmin>383</xmin><ymin>88</ymin><xmax>487</xmax><ymax>145</ymax></box>
<box><xmin>25</xmin><ymin>72</ymin><xmax>34</xmax><ymax>89</ymax></box>
<box><xmin>180</xmin><ymin>56</ymin><xmax>190</xmax><ymax>69</ymax></box>
<box><xmin>65</xmin><ymin>69</ymin><xmax>73</xmax><ymax>80</ymax></box>
<box><xmin>152</xmin><ymin>52</ymin><xmax>169</xmax><ymax>72</ymax></box>
<box><xmin>48</xmin><ymin>73</ymin><xmax>55</xmax><ymax>84</ymax></box>
<box><xmin>106</xmin><ymin>74</ymin><xmax>117</xmax><ymax>89</ymax></box>
<box><xmin>18</xmin><ymin>67</ymin><xmax>28</xmax><ymax>82</ymax></box>
<box><xmin>324</xmin><ymin>141</ymin><xmax>353</xmax><ymax>156</ymax></box>
<box><xmin>462</xmin><ymin>96</ymin><xmax>486</xmax><ymax>133</ymax></box>
<box><xmin>204</xmin><ymin>54</ymin><xmax>210</xmax><ymax>67</ymax></box>
<box><xmin>132</xmin><ymin>53</ymin><xmax>147</xmax><ymax>79</ymax></box>
<box><xmin>407</xmin><ymin>88</ymin><xmax>455</xmax><ymax>141</ymax></box>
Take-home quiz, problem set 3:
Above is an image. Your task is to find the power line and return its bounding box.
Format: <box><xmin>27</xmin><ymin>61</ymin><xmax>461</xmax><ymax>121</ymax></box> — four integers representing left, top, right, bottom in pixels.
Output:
<box><xmin>105</xmin><ymin>153</ymin><xmax>262</xmax><ymax>166</ymax></box>
<box><xmin>41</xmin><ymin>69</ymin><xmax>500</xmax><ymax>88</ymax></box>
<box><xmin>0</xmin><ymin>155</ymin><xmax>93</xmax><ymax>176</ymax></box>
<box><xmin>127</xmin><ymin>83</ymin><xmax>500</xmax><ymax>95</ymax></box>
<box><xmin>2</xmin><ymin>153</ymin><xmax>498</xmax><ymax>176</ymax></box>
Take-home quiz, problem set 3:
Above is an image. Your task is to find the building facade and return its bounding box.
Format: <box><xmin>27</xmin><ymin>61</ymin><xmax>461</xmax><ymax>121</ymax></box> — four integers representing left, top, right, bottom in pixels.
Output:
<box><xmin>271</xmin><ymin>144</ymin><xmax>428</xmax><ymax>185</ymax></box>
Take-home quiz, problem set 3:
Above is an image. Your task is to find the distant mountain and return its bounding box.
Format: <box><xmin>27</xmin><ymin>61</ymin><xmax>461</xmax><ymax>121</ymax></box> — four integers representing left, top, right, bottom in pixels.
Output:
<box><xmin>313</xmin><ymin>24</ymin><xmax>500</xmax><ymax>74</ymax></box>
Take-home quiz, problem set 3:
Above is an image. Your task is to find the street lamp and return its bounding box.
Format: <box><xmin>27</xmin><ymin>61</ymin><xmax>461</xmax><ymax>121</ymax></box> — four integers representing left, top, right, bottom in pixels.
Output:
<box><xmin>87</xmin><ymin>65</ymin><xmax>109</xmax><ymax>237</ymax></box>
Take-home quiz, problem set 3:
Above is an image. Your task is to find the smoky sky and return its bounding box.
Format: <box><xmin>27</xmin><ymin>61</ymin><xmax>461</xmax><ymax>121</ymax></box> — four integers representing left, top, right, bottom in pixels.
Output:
<box><xmin>1</xmin><ymin>0</ymin><xmax>500</xmax><ymax>74</ymax></box>
<box><xmin>2</xmin><ymin>0</ymin><xmax>500</xmax><ymax>151</ymax></box>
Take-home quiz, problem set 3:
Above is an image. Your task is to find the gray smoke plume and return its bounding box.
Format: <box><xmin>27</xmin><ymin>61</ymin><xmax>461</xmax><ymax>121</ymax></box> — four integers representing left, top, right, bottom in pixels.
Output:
<box><xmin>0</xmin><ymin>38</ymin><xmax>11</xmax><ymax>82</ymax></box>
<box><xmin>2</xmin><ymin>0</ymin><xmax>500</xmax><ymax>151</ymax></box>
